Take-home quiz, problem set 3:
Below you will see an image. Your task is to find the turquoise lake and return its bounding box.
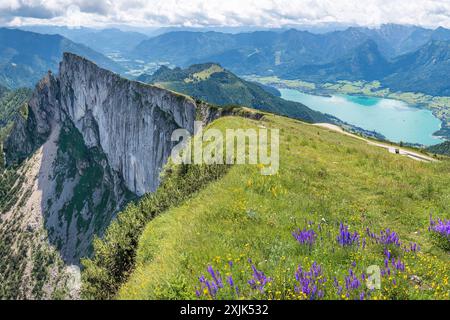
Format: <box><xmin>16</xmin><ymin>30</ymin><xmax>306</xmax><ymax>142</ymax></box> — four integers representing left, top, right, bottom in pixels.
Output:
<box><xmin>279</xmin><ymin>88</ymin><xmax>444</xmax><ymax>146</ymax></box>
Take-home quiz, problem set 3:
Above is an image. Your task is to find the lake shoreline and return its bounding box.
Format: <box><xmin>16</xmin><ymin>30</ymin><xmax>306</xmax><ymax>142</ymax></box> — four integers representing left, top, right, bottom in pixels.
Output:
<box><xmin>279</xmin><ymin>88</ymin><xmax>444</xmax><ymax>146</ymax></box>
<box><xmin>245</xmin><ymin>76</ymin><xmax>450</xmax><ymax>144</ymax></box>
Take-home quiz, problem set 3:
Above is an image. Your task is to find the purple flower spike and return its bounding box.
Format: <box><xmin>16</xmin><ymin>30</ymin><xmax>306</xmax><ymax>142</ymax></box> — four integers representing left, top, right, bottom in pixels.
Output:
<box><xmin>248</xmin><ymin>265</ymin><xmax>272</xmax><ymax>293</ymax></box>
<box><xmin>227</xmin><ymin>275</ymin><xmax>234</xmax><ymax>287</ymax></box>
<box><xmin>429</xmin><ymin>216</ymin><xmax>450</xmax><ymax>238</ymax></box>
<box><xmin>367</xmin><ymin>227</ymin><xmax>402</xmax><ymax>247</ymax></box>
<box><xmin>292</xmin><ymin>228</ymin><xmax>317</xmax><ymax>247</ymax></box>
<box><xmin>337</xmin><ymin>223</ymin><xmax>360</xmax><ymax>247</ymax></box>
<box><xmin>196</xmin><ymin>265</ymin><xmax>225</xmax><ymax>299</ymax></box>
<box><xmin>294</xmin><ymin>262</ymin><xmax>327</xmax><ymax>300</ymax></box>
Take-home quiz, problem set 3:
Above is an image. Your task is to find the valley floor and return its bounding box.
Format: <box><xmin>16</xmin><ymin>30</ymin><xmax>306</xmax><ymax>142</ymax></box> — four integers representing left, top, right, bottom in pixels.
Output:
<box><xmin>118</xmin><ymin>114</ymin><xmax>450</xmax><ymax>300</ymax></box>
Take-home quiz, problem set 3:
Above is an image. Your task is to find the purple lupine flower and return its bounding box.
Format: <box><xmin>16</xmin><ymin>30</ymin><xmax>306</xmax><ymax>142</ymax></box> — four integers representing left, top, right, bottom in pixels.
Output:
<box><xmin>344</xmin><ymin>268</ymin><xmax>361</xmax><ymax>291</ymax></box>
<box><xmin>429</xmin><ymin>216</ymin><xmax>450</xmax><ymax>238</ymax></box>
<box><xmin>383</xmin><ymin>248</ymin><xmax>391</xmax><ymax>259</ymax></box>
<box><xmin>337</xmin><ymin>223</ymin><xmax>360</xmax><ymax>247</ymax></box>
<box><xmin>227</xmin><ymin>275</ymin><xmax>234</xmax><ymax>287</ymax></box>
<box><xmin>404</xmin><ymin>242</ymin><xmax>420</xmax><ymax>253</ymax></box>
<box><xmin>410</xmin><ymin>242</ymin><xmax>420</xmax><ymax>252</ymax></box>
<box><xmin>392</xmin><ymin>258</ymin><xmax>405</xmax><ymax>272</ymax></box>
<box><xmin>379</xmin><ymin>229</ymin><xmax>401</xmax><ymax>247</ymax></box>
<box><xmin>207</xmin><ymin>265</ymin><xmax>223</xmax><ymax>288</ymax></box>
<box><xmin>334</xmin><ymin>268</ymin><xmax>369</xmax><ymax>300</ymax></box>
<box><xmin>248</xmin><ymin>265</ymin><xmax>272</xmax><ymax>293</ymax></box>
<box><xmin>381</xmin><ymin>249</ymin><xmax>405</xmax><ymax>278</ymax></box>
<box><xmin>292</xmin><ymin>228</ymin><xmax>317</xmax><ymax>247</ymax></box>
<box><xmin>204</xmin><ymin>279</ymin><xmax>217</xmax><ymax>297</ymax></box>
<box><xmin>333</xmin><ymin>277</ymin><xmax>343</xmax><ymax>295</ymax></box>
<box><xmin>197</xmin><ymin>265</ymin><xmax>225</xmax><ymax>298</ymax></box>
<box><xmin>294</xmin><ymin>262</ymin><xmax>326</xmax><ymax>300</ymax></box>
<box><xmin>367</xmin><ymin>227</ymin><xmax>401</xmax><ymax>247</ymax></box>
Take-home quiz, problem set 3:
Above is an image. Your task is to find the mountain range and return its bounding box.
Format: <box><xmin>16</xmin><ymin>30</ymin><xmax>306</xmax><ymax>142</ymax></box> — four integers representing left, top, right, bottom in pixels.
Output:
<box><xmin>19</xmin><ymin>26</ymin><xmax>149</xmax><ymax>55</ymax></box>
<box><xmin>4</xmin><ymin>24</ymin><xmax>450</xmax><ymax>96</ymax></box>
<box><xmin>0</xmin><ymin>28</ymin><xmax>123</xmax><ymax>89</ymax></box>
<box><xmin>282</xmin><ymin>39</ymin><xmax>450</xmax><ymax>96</ymax></box>
<box><xmin>131</xmin><ymin>24</ymin><xmax>450</xmax><ymax>96</ymax></box>
<box><xmin>131</xmin><ymin>24</ymin><xmax>450</xmax><ymax>68</ymax></box>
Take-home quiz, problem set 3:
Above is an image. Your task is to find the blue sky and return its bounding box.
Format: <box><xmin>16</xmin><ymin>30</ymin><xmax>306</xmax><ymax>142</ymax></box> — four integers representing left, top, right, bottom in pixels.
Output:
<box><xmin>1</xmin><ymin>0</ymin><xmax>450</xmax><ymax>29</ymax></box>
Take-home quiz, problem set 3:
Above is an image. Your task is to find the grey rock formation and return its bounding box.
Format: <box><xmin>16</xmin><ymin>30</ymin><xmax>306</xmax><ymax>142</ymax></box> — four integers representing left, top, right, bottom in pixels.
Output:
<box><xmin>2</xmin><ymin>53</ymin><xmax>199</xmax><ymax>274</ymax></box>
<box><xmin>7</xmin><ymin>53</ymin><xmax>198</xmax><ymax>195</ymax></box>
<box><xmin>58</xmin><ymin>54</ymin><xmax>197</xmax><ymax>195</ymax></box>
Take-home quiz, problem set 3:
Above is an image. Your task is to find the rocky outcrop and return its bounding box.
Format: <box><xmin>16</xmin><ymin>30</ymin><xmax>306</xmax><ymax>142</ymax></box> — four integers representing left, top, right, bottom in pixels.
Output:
<box><xmin>1</xmin><ymin>53</ymin><xmax>200</xmax><ymax>298</ymax></box>
<box><xmin>196</xmin><ymin>101</ymin><xmax>265</xmax><ymax>126</ymax></box>
<box><xmin>7</xmin><ymin>53</ymin><xmax>197</xmax><ymax>195</ymax></box>
<box><xmin>58</xmin><ymin>54</ymin><xmax>197</xmax><ymax>195</ymax></box>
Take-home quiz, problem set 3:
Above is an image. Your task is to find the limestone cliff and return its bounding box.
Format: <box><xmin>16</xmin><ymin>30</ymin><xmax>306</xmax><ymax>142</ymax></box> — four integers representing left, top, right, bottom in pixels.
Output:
<box><xmin>0</xmin><ymin>53</ymin><xmax>198</xmax><ymax>298</ymax></box>
<box><xmin>58</xmin><ymin>54</ymin><xmax>196</xmax><ymax>195</ymax></box>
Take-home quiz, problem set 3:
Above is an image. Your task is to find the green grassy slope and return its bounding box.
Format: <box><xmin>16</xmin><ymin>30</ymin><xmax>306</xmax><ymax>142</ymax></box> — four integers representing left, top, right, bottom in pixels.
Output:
<box><xmin>118</xmin><ymin>115</ymin><xmax>449</xmax><ymax>300</ymax></box>
<box><xmin>0</xmin><ymin>88</ymin><xmax>32</xmax><ymax>127</ymax></box>
<box><xmin>0</xmin><ymin>87</ymin><xmax>32</xmax><ymax>168</ymax></box>
<box><xmin>427</xmin><ymin>141</ymin><xmax>450</xmax><ymax>156</ymax></box>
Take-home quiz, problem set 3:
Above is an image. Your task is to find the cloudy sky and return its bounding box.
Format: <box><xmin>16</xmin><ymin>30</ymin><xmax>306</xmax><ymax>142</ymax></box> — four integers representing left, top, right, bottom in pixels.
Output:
<box><xmin>1</xmin><ymin>0</ymin><xmax>450</xmax><ymax>29</ymax></box>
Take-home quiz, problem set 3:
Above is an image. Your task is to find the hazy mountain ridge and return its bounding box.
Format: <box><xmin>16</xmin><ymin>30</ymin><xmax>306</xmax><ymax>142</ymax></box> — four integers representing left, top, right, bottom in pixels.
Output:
<box><xmin>131</xmin><ymin>28</ymin><xmax>372</xmax><ymax>74</ymax></box>
<box><xmin>131</xmin><ymin>25</ymin><xmax>450</xmax><ymax>95</ymax></box>
<box><xmin>131</xmin><ymin>24</ymin><xmax>450</xmax><ymax>68</ymax></box>
<box><xmin>281</xmin><ymin>39</ymin><xmax>392</xmax><ymax>82</ymax></box>
<box><xmin>0</xmin><ymin>28</ymin><xmax>123</xmax><ymax>89</ymax></box>
<box><xmin>384</xmin><ymin>40</ymin><xmax>450</xmax><ymax>95</ymax></box>
<box><xmin>18</xmin><ymin>26</ymin><xmax>149</xmax><ymax>55</ymax></box>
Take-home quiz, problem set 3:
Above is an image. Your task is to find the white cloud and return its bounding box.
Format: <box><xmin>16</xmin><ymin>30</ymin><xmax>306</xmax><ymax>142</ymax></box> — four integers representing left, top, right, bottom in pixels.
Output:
<box><xmin>1</xmin><ymin>0</ymin><xmax>450</xmax><ymax>29</ymax></box>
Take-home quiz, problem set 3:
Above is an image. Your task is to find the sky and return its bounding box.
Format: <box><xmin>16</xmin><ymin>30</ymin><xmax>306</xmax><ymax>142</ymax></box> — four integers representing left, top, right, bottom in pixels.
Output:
<box><xmin>1</xmin><ymin>0</ymin><xmax>450</xmax><ymax>29</ymax></box>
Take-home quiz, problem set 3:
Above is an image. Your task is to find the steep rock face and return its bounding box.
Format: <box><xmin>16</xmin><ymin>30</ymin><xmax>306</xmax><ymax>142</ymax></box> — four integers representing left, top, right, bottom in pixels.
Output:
<box><xmin>7</xmin><ymin>53</ymin><xmax>198</xmax><ymax>195</ymax></box>
<box><xmin>58</xmin><ymin>54</ymin><xmax>197</xmax><ymax>195</ymax></box>
<box><xmin>4</xmin><ymin>72</ymin><xmax>60</xmax><ymax>165</ymax></box>
<box><xmin>1</xmin><ymin>53</ymin><xmax>199</xmax><ymax>298</ymax></box>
